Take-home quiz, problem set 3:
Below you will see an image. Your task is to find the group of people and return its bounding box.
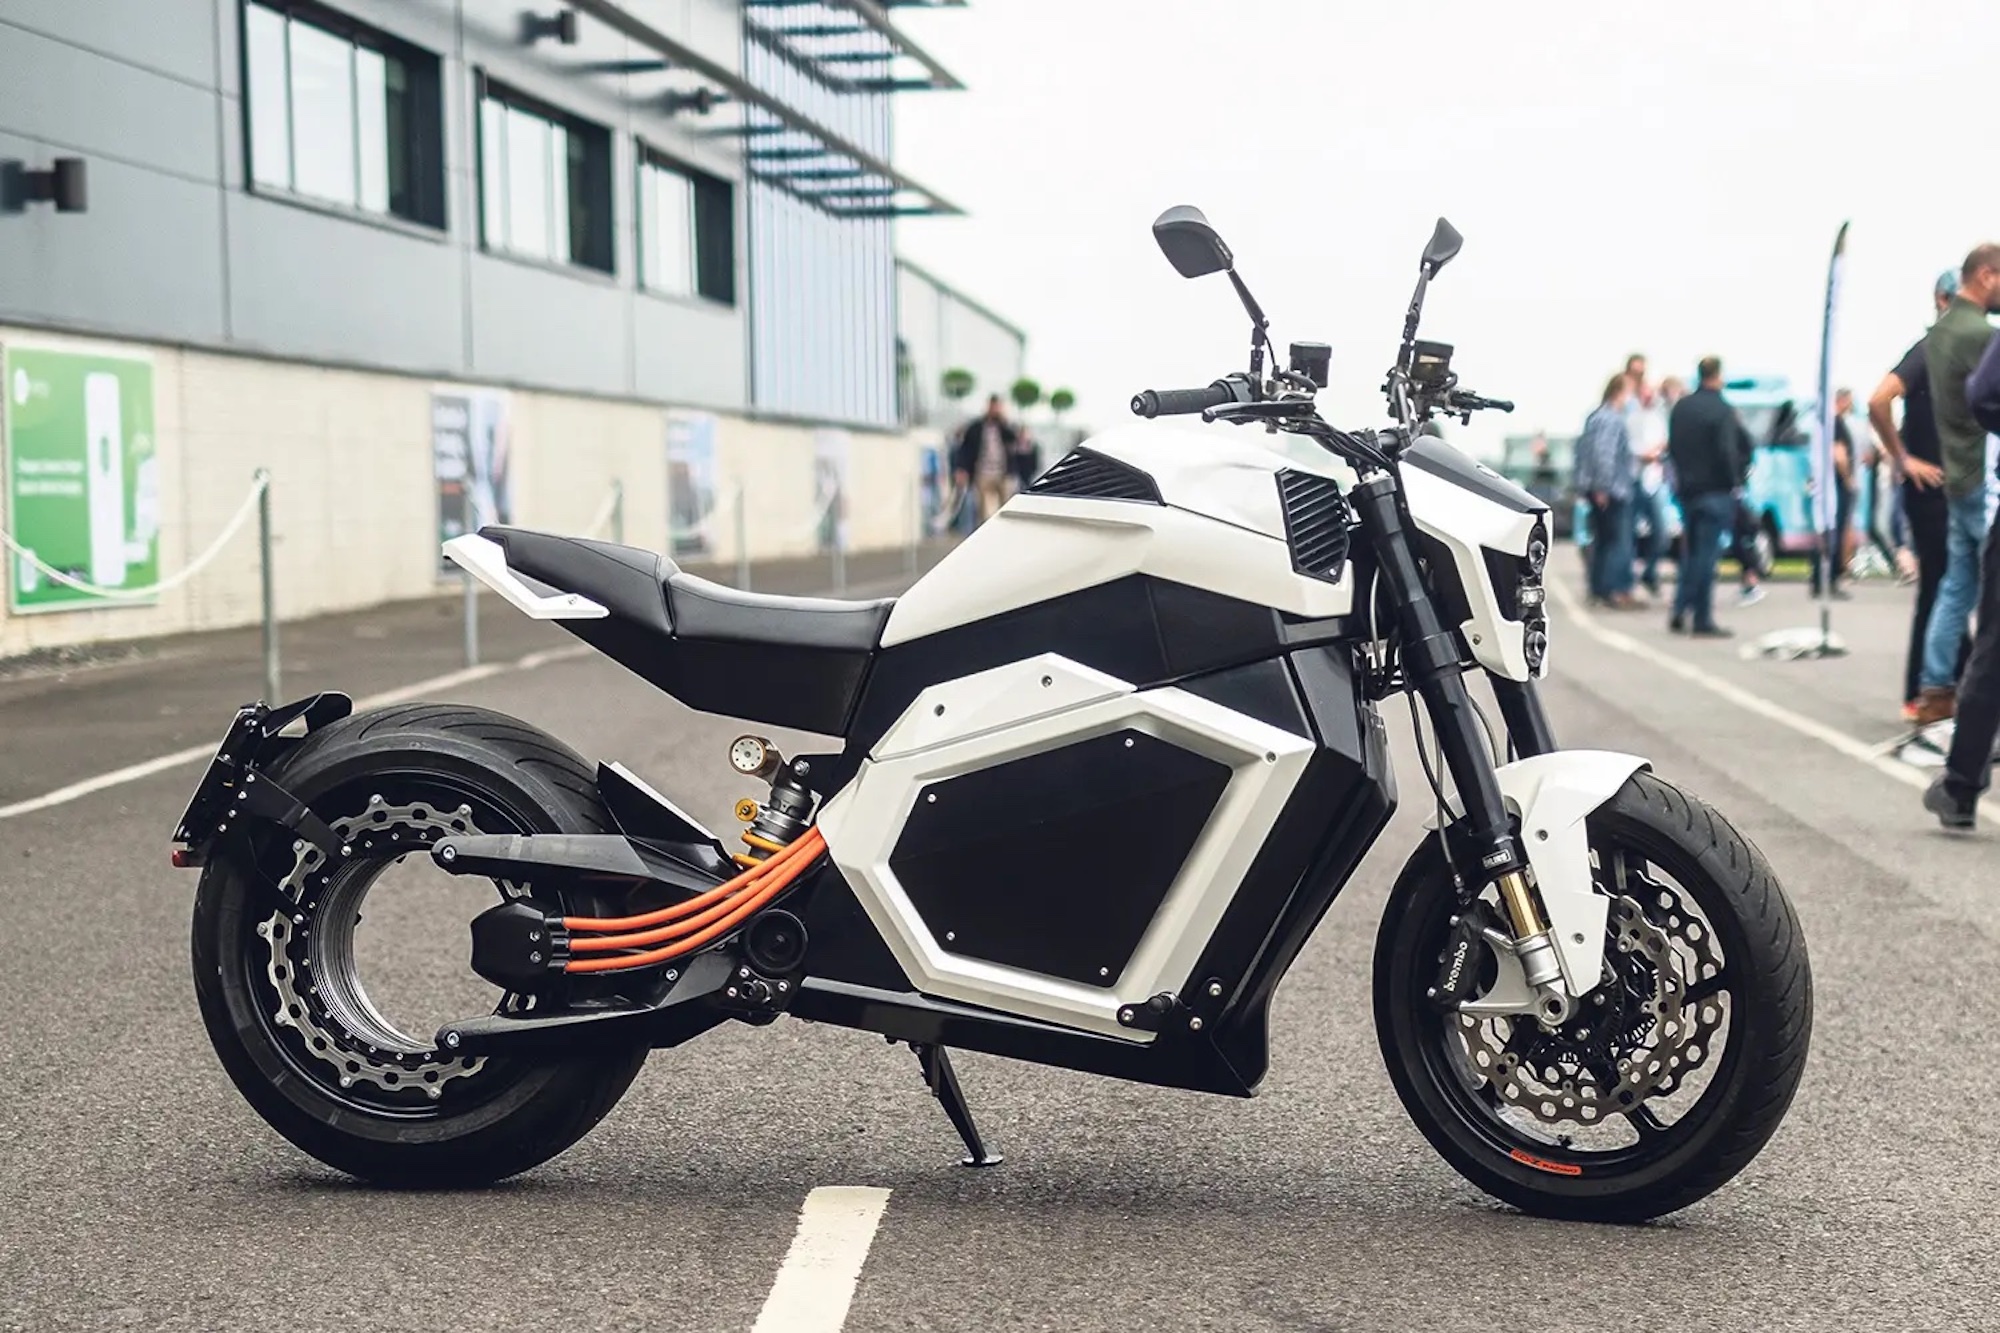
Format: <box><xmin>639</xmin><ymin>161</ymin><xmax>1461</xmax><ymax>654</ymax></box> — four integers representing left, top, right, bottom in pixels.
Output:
<box><xmin>1865</xmin><ymin>246</ymin><xmax>2000</xmax><ymax>829</ymax></box>
<box><xmin>1572</xmin><ymin>352</ymin><xmax>1763</xmax><ymax>636</ymax></box>
<box><xmin>1571</xmin><ymin>246</ymin><xmax>2000</xmax><ymax>828</ymax></box>
<box><xmin>947</xmin><ymin>395</ymin><xmax>1042</xmax><ymax>529</ymax></box>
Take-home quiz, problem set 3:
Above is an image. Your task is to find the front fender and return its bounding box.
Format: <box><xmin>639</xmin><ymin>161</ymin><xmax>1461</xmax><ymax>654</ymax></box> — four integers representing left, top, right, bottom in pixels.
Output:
<box><xmin>1429</xmin><ymin>749</ymin><xmax>1649</xmax><ymax>995</ymax></box>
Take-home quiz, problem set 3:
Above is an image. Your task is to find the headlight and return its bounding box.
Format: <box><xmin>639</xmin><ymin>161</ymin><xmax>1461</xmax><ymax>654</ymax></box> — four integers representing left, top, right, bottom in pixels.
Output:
<box><xmin>1520</xmin><ymin>519</ymin><xmax>1549</xmax><ymax>675</ymax></box>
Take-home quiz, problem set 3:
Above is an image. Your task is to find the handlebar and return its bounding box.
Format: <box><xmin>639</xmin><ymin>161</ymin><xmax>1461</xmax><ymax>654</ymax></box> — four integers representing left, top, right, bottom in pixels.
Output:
<box><xmin>1131</xmin><ymin>379</ymin><xmax>1242</xmax><ymax>419</ymax></box>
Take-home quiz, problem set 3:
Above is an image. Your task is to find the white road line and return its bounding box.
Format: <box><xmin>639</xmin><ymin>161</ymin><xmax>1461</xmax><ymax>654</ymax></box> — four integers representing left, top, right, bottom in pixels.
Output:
<box><xmin>1549</xmin><ymin>578</ymin><xmax>2000</xmax><ymax>824</ymax></box>
<box><xmin>0</xmin><ymin>646</ymin><xmax>591</xmax><ymax>822</ymax></box>
<box><xmin>752</xmin><ymin>1186</ymin><xmax>893</xmax><ymax>1333</ymax></box>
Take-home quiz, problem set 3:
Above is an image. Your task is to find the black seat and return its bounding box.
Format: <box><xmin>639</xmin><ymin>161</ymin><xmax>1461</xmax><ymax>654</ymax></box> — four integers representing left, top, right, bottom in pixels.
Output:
<box><xmin>664</xmin><ymin>572</ymin><xmax>892</xmax><ymax>653</ymax></box>
<box><xmin>481</xmin><ymin>526</ymin><xmax>892</xmax><ymax>736</ymax></box>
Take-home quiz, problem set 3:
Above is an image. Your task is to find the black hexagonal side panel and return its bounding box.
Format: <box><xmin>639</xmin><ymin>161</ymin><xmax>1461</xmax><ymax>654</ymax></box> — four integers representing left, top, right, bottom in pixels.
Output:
<box><xmin>888</xmin><ymin>729</ymin><xmax>1232</xmax><ymax>988</ymax></box>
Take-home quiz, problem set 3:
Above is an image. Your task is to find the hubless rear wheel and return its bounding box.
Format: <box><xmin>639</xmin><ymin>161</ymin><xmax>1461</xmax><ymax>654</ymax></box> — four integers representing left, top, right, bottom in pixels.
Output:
<box><xmin>1373</xmin><ymin>771</ymin><xmax>1811</xmax><ymax>1222</ymax></box>
<box><xmin>191</xmin><ymin>704</ymin><xmax>650</xmax><ymax>1186</ymax></box>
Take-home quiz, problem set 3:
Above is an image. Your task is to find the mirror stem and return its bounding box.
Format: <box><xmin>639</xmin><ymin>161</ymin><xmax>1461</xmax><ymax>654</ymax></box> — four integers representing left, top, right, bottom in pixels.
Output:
<box><xmin>1227</xmin><ymin>268</ymin><xmax>1270</xmax><ymax>383</ymax></box>
<box><xmin>1398</xmin><ymin>266</ymin><xmax>1432</xmax><ymax>369</ymax></box>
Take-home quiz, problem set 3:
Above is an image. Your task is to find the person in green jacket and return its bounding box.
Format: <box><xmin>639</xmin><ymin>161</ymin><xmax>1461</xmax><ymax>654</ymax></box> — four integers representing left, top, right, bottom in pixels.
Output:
<box><xmin>1912</xmin><ymin>244</ymin><xmax>2000</xmax><ymax>728</ymax></box>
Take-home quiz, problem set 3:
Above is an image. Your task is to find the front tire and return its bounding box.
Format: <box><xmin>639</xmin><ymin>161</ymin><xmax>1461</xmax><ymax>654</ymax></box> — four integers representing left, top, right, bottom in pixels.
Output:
<box><xmin>191</xmin><ymin>703</ymin><xmax>651</xmax><ymax>1187</ymax></box>
<box><xmin>1373</xmin><ymin>771</ymin><xmax>1811</xmax><ymax>1222</ymax></box>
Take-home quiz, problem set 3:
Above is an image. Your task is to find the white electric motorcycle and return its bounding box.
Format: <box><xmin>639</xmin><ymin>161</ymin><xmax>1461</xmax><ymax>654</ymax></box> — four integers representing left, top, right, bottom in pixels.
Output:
<box><xmin>174</xmin><ymin>208</ymin><xmax>1810</xmax><ymax>1222</ymax></box>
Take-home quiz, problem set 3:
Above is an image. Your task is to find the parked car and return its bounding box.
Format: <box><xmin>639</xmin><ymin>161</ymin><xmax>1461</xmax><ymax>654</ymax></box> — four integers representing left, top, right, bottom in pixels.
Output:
<box><xmin>1725</xmin><ymin>376</ymin><xmax>1890</xmax><ymax>571</ymax></box>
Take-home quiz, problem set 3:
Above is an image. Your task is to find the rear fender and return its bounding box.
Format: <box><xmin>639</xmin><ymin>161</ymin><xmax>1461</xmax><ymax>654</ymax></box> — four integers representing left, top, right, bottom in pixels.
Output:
<box><xmin>170</xmin><ymin>692</ymin><xmax>354</xmax><ymax>866</ymax></box>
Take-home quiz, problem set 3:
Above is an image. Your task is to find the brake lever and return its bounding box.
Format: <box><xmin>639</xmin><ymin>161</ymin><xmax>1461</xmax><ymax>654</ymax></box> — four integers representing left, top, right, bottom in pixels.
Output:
<box><xmin>1203</xmin><ymin>399</ymin><xmax>1317</xmax><ymax>424</ymax></box>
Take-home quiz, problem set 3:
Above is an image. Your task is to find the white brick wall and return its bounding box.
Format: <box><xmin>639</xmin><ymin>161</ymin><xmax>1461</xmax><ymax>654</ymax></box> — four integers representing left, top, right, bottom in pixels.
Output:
<box><xmin>0</xmin><ymin>328</ymin><xmax>928</xmax><ymax>658</ymax></box>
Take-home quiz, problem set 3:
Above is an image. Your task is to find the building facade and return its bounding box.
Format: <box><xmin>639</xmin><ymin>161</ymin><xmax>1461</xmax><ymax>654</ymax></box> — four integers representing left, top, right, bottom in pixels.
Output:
<box><xmin>0</xmin><ymin>0</ymin><xmax>994</xmax><ymax>656</ymax></box>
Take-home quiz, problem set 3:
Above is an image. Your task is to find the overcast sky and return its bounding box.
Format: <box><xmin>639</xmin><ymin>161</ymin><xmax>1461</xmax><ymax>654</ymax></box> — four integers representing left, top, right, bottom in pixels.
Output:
<box><xmin>890</xmin><ymin>0</ymin><xmax>1996</xmax><ymax>455</ymax></box>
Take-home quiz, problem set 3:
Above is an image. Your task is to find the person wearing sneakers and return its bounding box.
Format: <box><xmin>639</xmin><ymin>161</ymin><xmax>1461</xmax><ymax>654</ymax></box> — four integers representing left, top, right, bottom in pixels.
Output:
<box><xmin>1868</xmin><ymin>269</ymin><xmax>1961</xmax><ymax>724</ymax></box>
<box><xmin>1666</xmin><ymin>356</ymin><xmax>1751</xmax><ymax>637</ymax></box>
<box><xmin>1575</xmin><ymin>372</ymin><xmax>1639</xmax><ymax>609</ymax></box>
<box><xmin>1924</xmin><ymin>295</ymin><xmax>2000</xmax><ymax>829</ymax></box>
<box><xmin>1912</xmin><ymin>245</ymin><xmax>2000</xmax><ymax>730</ymax></box>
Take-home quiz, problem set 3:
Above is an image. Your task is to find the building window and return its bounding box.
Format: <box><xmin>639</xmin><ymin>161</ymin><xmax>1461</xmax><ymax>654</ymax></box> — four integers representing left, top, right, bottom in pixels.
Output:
<box><xmin>242</xmin><ymin>0</ymin><xmax>444</xmax><ymax>227</ymax></box>
<box><xmin>639</xmin><ymin>149</ymin><xmax>735</xmax><ymax>305</ymax></box>
<box><xmin>476</xmin><ymin>78</ymin><xmax>614</xmax><ymax>274</ymax></box>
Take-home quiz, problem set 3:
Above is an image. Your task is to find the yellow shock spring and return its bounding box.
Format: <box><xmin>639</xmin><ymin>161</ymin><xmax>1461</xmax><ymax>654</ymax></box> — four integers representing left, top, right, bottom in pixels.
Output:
<box><xmin>732</xmin><ymin>797</ymin><xmax>787</xmax><ymax>869</ymax></box>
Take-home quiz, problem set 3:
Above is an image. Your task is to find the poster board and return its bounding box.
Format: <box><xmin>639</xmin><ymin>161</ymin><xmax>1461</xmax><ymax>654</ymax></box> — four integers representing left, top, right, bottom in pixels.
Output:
<box><xmin>4</xmin><ymin>344</ymin><xmax>160</xmax><ymax>613</ymax></box>
<box><xmin>666</xmin><ymin>410</ymin><xmax>719</xmax><ymax>559</ymax></box>
<box><xmin>813</xmin><ymin>428</ymin><xmax>849</xmax><ymax>553</ymax></box>
<box><xmin>432</xmin><ymin>387</ymin><xmax>513</xmax><ymax>574</ymax></box>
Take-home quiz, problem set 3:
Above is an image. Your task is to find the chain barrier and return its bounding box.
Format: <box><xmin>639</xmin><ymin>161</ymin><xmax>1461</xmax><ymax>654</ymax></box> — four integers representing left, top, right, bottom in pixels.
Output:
<box><xmin>0</xmin><ymin>470</ymin><xmax>270</xmax><ymax>602</ymax></box>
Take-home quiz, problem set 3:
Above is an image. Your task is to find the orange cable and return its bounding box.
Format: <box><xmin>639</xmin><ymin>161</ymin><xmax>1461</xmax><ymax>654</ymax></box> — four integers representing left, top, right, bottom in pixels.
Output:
<box><xmin>561</xmin><ymin>829</ymin><xmax>818</xmax><ymax>933</ymax></box>
<box><xmin>564</xmin><ymin>834</ymin><xmax>823</xmax><ymax>974</ymax></box>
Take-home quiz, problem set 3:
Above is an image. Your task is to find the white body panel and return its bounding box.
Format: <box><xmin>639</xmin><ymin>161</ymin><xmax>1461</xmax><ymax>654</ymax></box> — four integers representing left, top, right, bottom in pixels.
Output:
<box><xmin>1431</xmin><ymin>749</ymin><xmax>1650</xmax><ymax>995</ymax></box>
<box><xmin>816</xmin><ymin>655</ymin><xmax>1314</xmax><ymax>1040</ymax></box>
<box><xmin>882</xmin><ymin>493</ymin><xmax>1353</xmax><ymax>648</ymax></box>
<box><xmin>1399</xmin><ymin>459</ymin><xmax>1542</xmax><ymax>680</ymax></box>
<box><xmin>883</xmin><ymin>420</ymin><xmax>1546</xmax><ymax>683</ymax></box>
<box><xmin>870</xmin><ymin>653</ymin><xmax>1134</xmax><ymax>761</ymax></box>
<box><xmin>444</xmin><ymin>533</ymin><xmax>609</xmax><ymax>619</ymax></box>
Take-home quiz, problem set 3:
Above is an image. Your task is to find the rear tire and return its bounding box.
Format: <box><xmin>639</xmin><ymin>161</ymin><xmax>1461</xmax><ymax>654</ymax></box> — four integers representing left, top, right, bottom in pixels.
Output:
<box><xmin>1373</xmin><ymin>771</ymin><xmax>1811</xmax><ymax>1222</ymax></box>
<box><xmin>191</xmin><ymin>703</ymin><xmax>651</xmax><ymax>1187</ymax></box>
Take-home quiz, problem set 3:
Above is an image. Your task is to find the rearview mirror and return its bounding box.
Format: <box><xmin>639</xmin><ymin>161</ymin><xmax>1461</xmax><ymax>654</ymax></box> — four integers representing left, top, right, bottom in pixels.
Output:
<box><xmin>1422</xmin><ymin>217</ymin><xmax>1463</xmax><ymax>274</ymax></box>
<box><xmin>1152</xmin><ymin>205</ymin><xmax>1233</xmax><ymax>278</ymax></box>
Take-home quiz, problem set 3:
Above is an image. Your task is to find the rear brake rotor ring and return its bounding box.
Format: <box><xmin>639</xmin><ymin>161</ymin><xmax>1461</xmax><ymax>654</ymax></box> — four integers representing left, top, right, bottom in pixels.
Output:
<box><xmin>259</xmin><ymin>796</ymin><xmax>532</xmax><ymax>1099</ymax></box>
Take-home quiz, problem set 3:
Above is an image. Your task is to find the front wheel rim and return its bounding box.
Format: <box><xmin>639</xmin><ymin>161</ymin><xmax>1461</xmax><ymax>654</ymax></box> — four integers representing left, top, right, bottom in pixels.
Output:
<box><xmin>1406</xmin><ymin>829</ymin><xmax>1746</xmax><ymax>1177</ymax></box>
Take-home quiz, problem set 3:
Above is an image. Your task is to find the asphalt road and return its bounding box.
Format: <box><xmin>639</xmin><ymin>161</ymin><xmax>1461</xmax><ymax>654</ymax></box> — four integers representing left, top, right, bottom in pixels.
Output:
<box><xmin>1</xmin><ymin>552</ymin><xmax>1995</xmax><ymax>1332</ymax></box>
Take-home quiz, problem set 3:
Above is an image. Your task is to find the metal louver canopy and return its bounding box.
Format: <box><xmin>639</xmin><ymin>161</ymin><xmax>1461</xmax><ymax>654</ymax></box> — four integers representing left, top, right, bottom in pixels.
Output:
<box><xmin>566</xmin><ymin>0</ymin><xmax>963</xmax><ymax>218</ymax></box>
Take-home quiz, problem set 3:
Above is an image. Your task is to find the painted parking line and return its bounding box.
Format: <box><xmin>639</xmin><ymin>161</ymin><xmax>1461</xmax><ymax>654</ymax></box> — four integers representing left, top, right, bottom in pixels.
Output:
<box><xmin>0</xmin><ymin>647</ymin><xmax>590</xmax><ymax>822</ymax></box>
<box><xmin>1548</xmin><ymin>578</ymin><xmax>2000</xmax><ymax>826</ymax></box>
<box><xmin>752</xmin><ymin>1186</ymin><xmax>893</xmax><ymax>1333</ymax></box>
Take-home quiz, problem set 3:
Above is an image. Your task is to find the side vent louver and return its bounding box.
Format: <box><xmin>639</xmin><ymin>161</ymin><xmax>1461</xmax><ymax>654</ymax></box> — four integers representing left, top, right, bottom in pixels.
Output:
<box><xmin>1024</xmin><ymin>449</ymin><xmax>1163</xmax><ymax>504</ymax></box>
<box><xmin>1276</xmin><ymin>470</ymin><xmax>1353</xmax><ymax>584</ymax></box>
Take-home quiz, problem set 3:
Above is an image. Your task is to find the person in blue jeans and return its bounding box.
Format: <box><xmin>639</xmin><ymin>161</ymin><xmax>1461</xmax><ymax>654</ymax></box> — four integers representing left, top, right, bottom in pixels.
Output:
<box><xmin>1574</xmin><ymin>372</ymin><xmax>1637</xmax><ymax>607</ymax></box>
<box><xmin>1913</xmin><ymin>245</ymin><xmax>2000</xmax><ymax>728</ymax></box>
<box><xmin>1665</xmin><ymin>356</ymin><xmax>1752</xmax><ymax>637</ymax></box>
<box><xmin>1925</xmin><ymin>280</ymin><xmax>2000</xmax><ymax>829</ymax></box>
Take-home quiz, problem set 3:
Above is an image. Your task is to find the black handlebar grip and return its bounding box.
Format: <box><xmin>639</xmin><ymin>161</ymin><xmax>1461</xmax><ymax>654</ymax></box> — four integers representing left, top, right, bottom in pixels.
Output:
<box><xmin>1131</xmin><ymin>381</ymin><xmax>1236</xmax><ymax>418</ymax></box>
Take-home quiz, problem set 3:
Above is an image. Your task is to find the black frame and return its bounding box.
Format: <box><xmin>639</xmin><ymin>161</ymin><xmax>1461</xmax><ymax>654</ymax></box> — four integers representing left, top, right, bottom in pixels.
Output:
<box><xmin>238</xmin><ymin>0</ymin><xmax>447</xmax><ymax>229</ymax></box>
<box><xmin>473</xmin><ymin>73</ymin><xmax>616</xmax><ymax>275</ymax></box>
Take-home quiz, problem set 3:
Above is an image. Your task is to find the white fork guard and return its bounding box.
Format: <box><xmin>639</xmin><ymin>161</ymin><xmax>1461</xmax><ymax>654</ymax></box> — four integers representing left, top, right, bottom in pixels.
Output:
<box><xmin>1427</xmin><ymin>750</ymin><xmax>1649</xmax><ymax>997</ymax></box>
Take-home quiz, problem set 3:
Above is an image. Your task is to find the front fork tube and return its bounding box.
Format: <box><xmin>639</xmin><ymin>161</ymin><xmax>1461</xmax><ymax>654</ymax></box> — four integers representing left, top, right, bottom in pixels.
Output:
<box><xmin>1350</xmin><ymin>474</ymin><xmax>1572</xmax><ymax>1023</ymax></box>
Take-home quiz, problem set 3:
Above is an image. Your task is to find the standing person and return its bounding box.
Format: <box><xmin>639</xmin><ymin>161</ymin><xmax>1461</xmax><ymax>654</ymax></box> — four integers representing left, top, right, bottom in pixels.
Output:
<box><xmin>1869</xmin><ymin>270</ymin><xmax>1962</xmax><ymax>722</ymax></box>
<box><xmin>951</xmin><ymin>394</ymin><xmax>1019</xmax><ymax>528</ymax></box>
<box><xmin>1911</xmin><ymin>245</ymin><xmax>2000</xmax><ymax>726</ymax></box>
<box><xmin>1666</xmin><ymin>356</ymin><xmax>1751</xmax><ymax>638</ymax></box>
<box><xmin>1924</xmin><ymin>317</ymin><xmax>2000</xmax><ymax>828</ymax></box>
<box><xmin>1624</xmin><ymin>356</ymin><xmax>1673</xmax><ymax>600</ymax></box>
<box><xmin>1812</xmin><ymin>389</ymin><xmax>1862</xmax><ymax>599</ymax></box>
<box><xmin>1574</xmin><ymin>373</ymin><xmax>1638</xmax><ymax>608</ymax></box>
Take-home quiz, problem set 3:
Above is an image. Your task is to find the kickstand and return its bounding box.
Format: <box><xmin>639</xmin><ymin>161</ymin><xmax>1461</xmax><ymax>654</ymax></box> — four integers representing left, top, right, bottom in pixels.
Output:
<box><xmin>913</xmin><ymin>1042</ymin><xmax>1002</xmax><ymax>1167</ymax></box>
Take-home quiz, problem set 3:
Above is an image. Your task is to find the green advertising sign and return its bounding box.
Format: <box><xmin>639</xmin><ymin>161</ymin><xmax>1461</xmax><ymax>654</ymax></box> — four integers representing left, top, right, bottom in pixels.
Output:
<box><xmin>4</xmin><ymin>346</ymin><xmax>159</xmax><ymax>612</ymax></box>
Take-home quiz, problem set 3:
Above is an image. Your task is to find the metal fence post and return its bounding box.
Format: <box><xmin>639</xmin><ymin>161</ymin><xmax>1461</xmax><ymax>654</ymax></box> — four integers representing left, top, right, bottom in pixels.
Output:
<box><xmin>734</xmin><ymin>485</ymin><xmax>751</xmax><ymax>591</ymax></box>
<box><xmin>257</xmin><ymin>469</ymin><xmax>280</xmax><ymax>704</ymax></box>
<box><xmin>832</xmin><ymin>511</ymin><xmax>847</xmax><ymax>595</ymax></box>
<box><xmin>906</xmin><ymin>468</ymin><xmax>920</xmax><ymax>576</ymax></box>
